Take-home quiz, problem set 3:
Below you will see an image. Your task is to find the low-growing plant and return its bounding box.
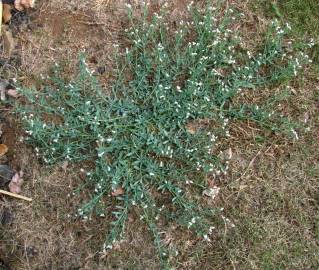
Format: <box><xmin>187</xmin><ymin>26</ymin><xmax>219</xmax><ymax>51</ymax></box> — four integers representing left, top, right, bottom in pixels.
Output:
<box><xmin>15</xmin><ymin>1</ymin><xmax>311</xmax><ymax>268</ymax></box>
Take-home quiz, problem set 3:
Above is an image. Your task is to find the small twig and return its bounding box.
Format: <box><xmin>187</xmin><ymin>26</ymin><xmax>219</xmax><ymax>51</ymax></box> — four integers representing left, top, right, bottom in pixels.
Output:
<box><xmin>78</xmin><ymin>20</ymin><xmax>107</xmax><ymax>26</ymax></box>
<box><xmin>0</xmin><ymin>189</ymin><xmax>32</xmax><ymax>202</ymax></box>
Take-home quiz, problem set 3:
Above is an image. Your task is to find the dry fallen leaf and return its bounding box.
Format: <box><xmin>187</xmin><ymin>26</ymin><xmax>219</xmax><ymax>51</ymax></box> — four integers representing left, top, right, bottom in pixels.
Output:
<box><xmin>0</xmin><ymin>144</ymin><xmax>8</xmax><ymax>157</ymax></box>
<box><xmin>6</xmin><ymin>89</ymin><xmax>20</xmax><ymax>98</ymax></box>
<box><xmin>14</xmin><ymin>0</ymin><xmax>35</xmax><ymax>11</ymax></box>
<box><xmin>14</xmin><ymin>0</ymin><xmax>25</xmax><ymax>11</ymax></box>
<box><xmin>10</xmin><ymin>172</ymin><xmax>24</xmax><ymax>185</ymax></box>
<box><xmin>2</xmin><ymin>4</ymin><xmax>12</xmax><ymax>23</ymax></box>
<box><xmin>111</xmin><ymin>187</ymin><xmax>124</xmax><ymax>197</ymax></box>
<box><xmin>8</xmin><ymin>182</ymin><xmax>21</xmax><ymax>194</ymax></box>
<box><xmin>8</xmin><ymin>171</ymin><xmax>24</xmax><ymax>194</ymax></box>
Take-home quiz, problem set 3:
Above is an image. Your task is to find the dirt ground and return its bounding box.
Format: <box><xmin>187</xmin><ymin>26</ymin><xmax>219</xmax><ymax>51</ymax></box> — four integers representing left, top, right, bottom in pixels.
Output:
<box><xmin>0</xmin><ymin>0</ymin><xmax>318</xmax><ymax>269</ymax></box>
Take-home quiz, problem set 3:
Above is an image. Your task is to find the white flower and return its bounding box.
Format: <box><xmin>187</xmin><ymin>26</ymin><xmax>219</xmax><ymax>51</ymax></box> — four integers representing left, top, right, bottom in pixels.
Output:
<box><xmin>291</xmin><ymin>129</ymin><xmax>299</xmax><ymax>140</ymax></box>
<box><xmin>209</xmin><ymin>226</ymin><xmax>215</xmax><ymax>234</ymax></box>
<box><xmin>203</xmin><ymin>234</ymin><xmax>211</xmax><ymax>242</ymax></box>
<box><xmin>98</xmin><ymin>151</ymin><xmax>105</xmax><ymax>157</ymax></box>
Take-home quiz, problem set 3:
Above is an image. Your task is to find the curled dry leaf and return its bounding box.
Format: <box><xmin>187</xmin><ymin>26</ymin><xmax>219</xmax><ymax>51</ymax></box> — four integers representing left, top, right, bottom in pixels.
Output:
<box><xmin>111</xmin><ymin>187</ymin><xmax>124</xmax><ymax>197</ymax></box>
<box><xmin>8</xmin><ymin>171</ymin><xmax>24</xmax><ymax>194</ymax></box>
<box><xmin>0</xmin><ymin>144</ymin><xmax>8</xmax><ymax>157</ymax></box>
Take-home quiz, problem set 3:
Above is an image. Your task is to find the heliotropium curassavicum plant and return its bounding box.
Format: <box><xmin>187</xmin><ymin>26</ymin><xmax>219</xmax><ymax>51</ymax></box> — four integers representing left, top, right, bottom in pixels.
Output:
<box><xmin>15</xmin><ymin>1</ymin><xmax>311</xmax><ymax>267</ymax></box>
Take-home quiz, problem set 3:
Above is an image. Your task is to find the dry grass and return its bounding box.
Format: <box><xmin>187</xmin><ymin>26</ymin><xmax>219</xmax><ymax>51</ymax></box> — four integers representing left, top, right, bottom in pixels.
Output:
<box><xmin>0</xmin><ymin>0</ymin><xmax>318</xmax><ymax>269</ymax></box>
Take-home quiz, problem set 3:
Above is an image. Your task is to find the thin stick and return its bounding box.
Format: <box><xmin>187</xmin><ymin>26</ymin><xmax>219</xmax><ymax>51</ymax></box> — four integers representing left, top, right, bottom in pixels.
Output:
<box><xmin>0</xmin><ymin>189</ymin><xmax>32</xmax><ymax>202</ymax></box>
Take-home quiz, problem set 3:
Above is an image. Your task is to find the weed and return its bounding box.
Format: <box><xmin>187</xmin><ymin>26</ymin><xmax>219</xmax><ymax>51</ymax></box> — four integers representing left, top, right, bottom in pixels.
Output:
<box><xmin>255</xmin><ymin>0</ymin><xmax>319</xmax><ymax>65</ymax></box>
<box><xmin>261</xmin><ymin>0</ymin><xmax>319</xmax><ymax>34</ymax></box>
<box><xmin>15</xmin><ymin>2</ymin><xmax>311</xmax><ymax>268</ymax></box>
